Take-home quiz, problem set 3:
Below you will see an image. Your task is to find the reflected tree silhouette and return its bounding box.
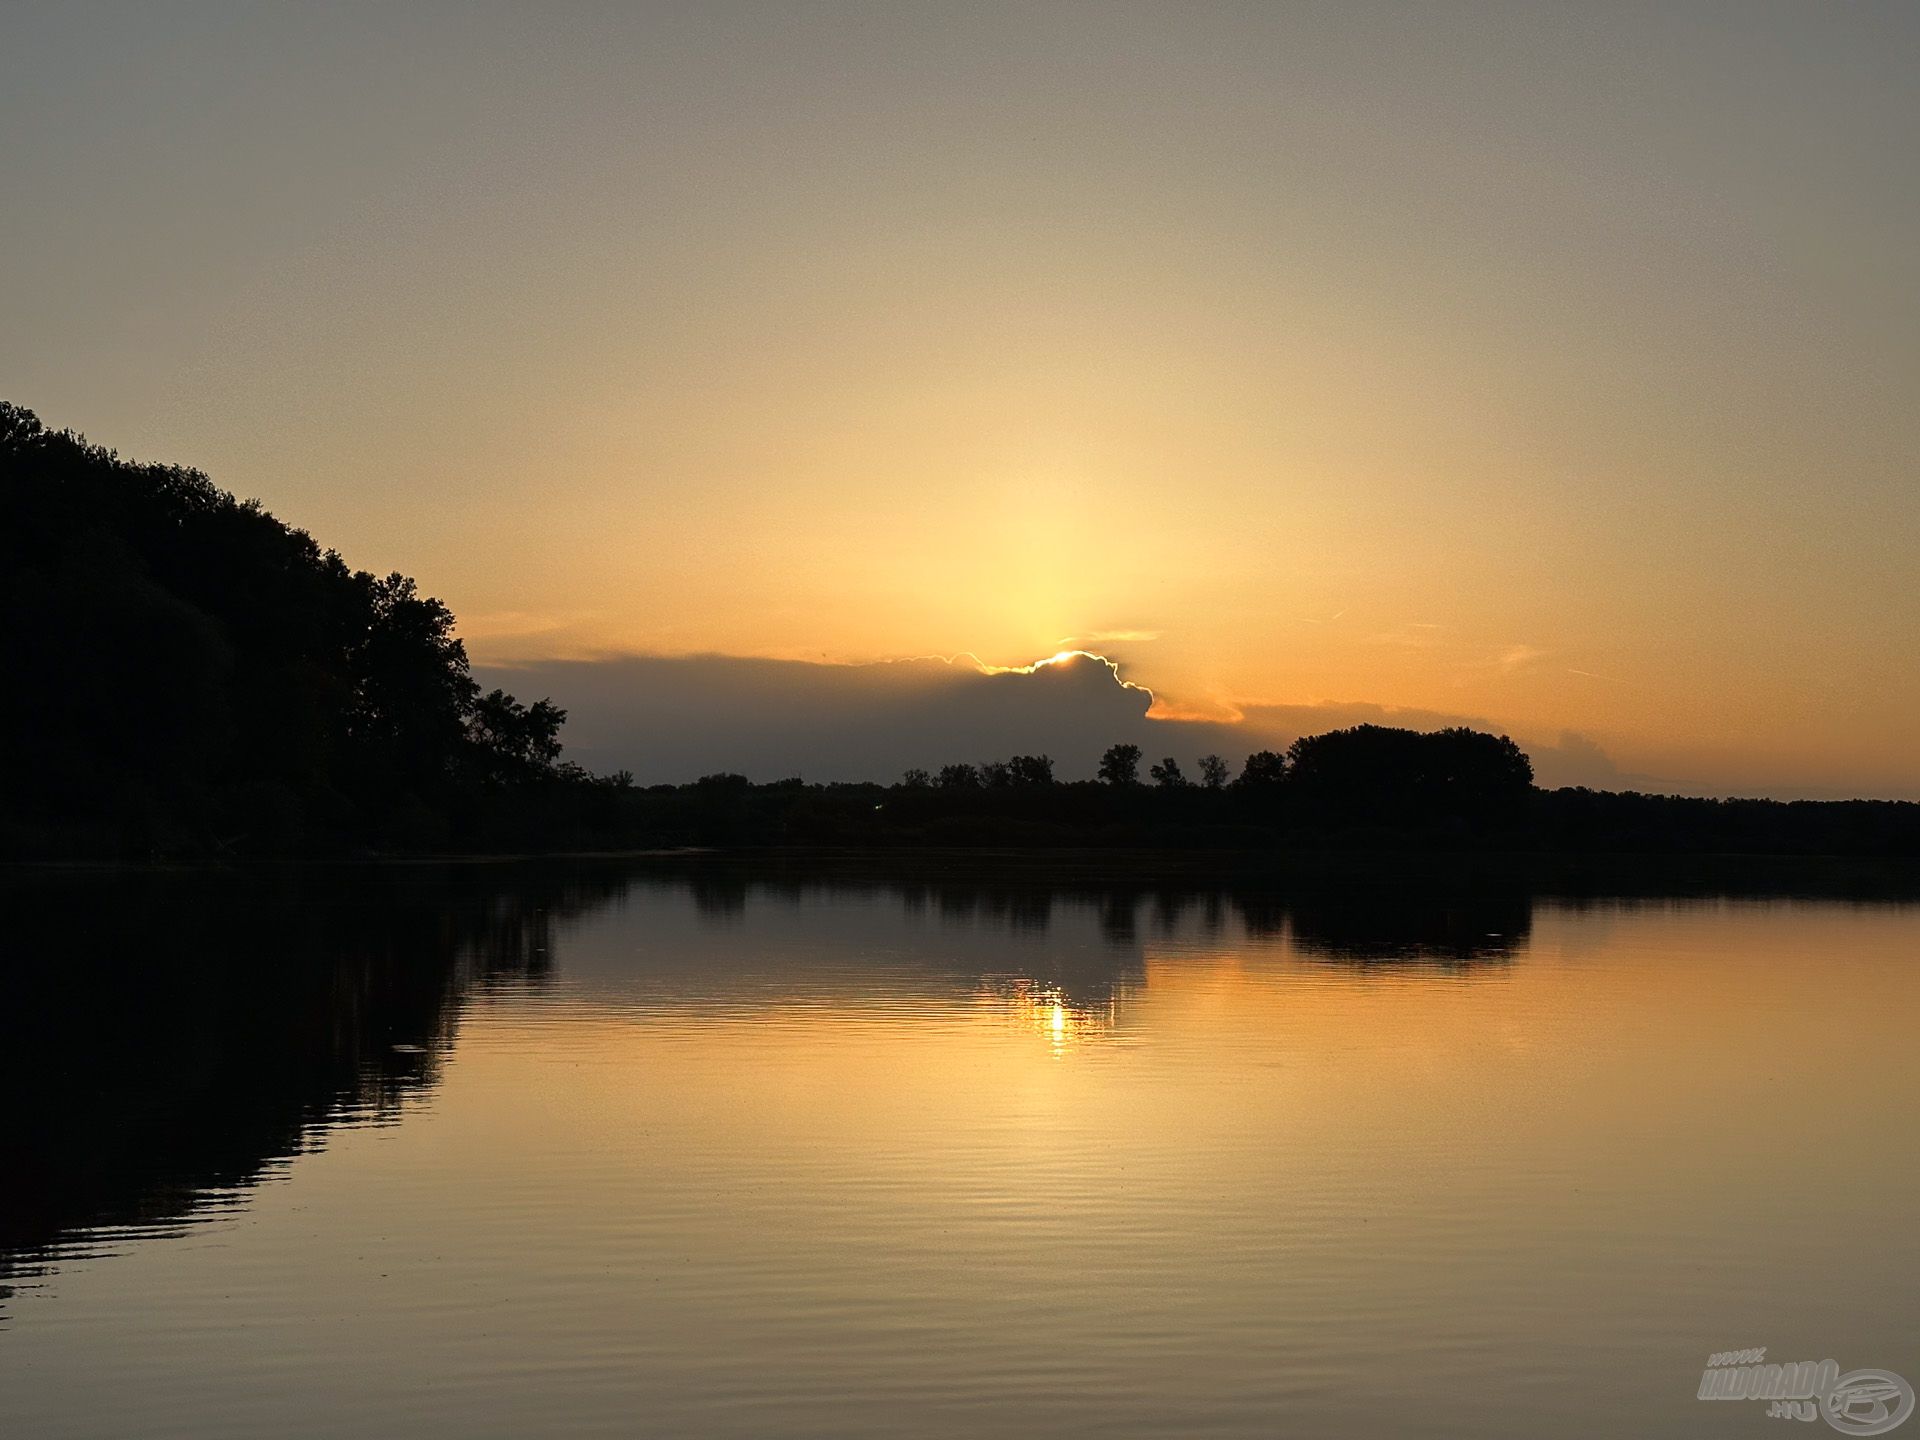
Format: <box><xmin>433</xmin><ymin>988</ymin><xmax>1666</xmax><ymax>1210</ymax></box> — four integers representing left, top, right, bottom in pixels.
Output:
<box><xmin>0</xmin><ymin>863</ymin><xmax>623</xmax><ymax>1312</ymax></box>
<box><xmin>7</xmin><ymin>853</ymin><xmax>1917</xmax><ymax>1324</ymax></box>
<box><xmin>1284</xmin><ymin>892</ymin><xmax>1533</xmax><ymax>965</ymax></box>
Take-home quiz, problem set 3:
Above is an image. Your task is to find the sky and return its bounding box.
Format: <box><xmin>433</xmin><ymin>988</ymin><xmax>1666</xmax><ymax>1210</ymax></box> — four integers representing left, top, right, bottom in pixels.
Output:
<box><xmin>4</xmin><ymin>3</ymin><xmax>1917</xmax><ymax>795</ymax></box>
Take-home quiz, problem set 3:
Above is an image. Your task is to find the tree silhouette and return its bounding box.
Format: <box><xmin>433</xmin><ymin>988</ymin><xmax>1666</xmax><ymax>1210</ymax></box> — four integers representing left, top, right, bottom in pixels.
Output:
<box><xmin>10</xmin><ymin>401</ymin><xmax>1915</xmax><ymax>860</ymax></box>
<box><xmin>1285</xmin><ymin>724</ymin><xmax>1531</xmax><ymax>823</ymax></box>
<box><xmin>467</xmin><ymin>690</ymin><xmax>567</xmax><ymax>785</ymax></box>
<box><xmin>1098</xmin><ymin>743</ymin><xmax>1142</xmax><ymax>786</ymax></box>
<box><xmin>0</xmin><ymin>401</ymin><xmax>575</xmax><ymax>855</ymax></box>
<box><xmin>1237</xmin><ymin>751</ymin><xmax>1287</xmax><ymax>788</ymax></box>
<box><xmin>1007</xmin><ymin>754</ymin><xmax>1055</xmax><ymax>787</ymax></box>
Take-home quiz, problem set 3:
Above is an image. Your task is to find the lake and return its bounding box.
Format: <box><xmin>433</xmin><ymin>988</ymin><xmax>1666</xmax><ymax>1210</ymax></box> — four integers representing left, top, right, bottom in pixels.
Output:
<box><xmin>3</xmin><ymin>858</ymin><xmax>1917</xmax><ymax>1438</ymax></box>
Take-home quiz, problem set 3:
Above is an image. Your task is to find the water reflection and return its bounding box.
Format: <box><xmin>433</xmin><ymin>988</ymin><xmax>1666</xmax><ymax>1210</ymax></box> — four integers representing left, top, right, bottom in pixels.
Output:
<box><xmin>1284</xmin><ymin>891</ymin><xmax>1532</xmax><ymax>965</ymax></box>
<box><xmin>0</xmin><ymin>866</ymin><xmax>616</xmax><ymax>1313</ymax></box>
<box><xmin>4</xmin><ymin>853</ymin><xmax>1917</xmax><ymax>1332</ymax></box>
<box><xmin>982</xmin><ymin>975</ymin><xmax>1129</xmax><ymax>1054</ymax></box>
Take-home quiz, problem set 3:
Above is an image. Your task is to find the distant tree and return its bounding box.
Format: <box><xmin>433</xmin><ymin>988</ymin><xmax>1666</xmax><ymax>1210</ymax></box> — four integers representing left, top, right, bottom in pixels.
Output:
<box><xmin>899</xmin><ymin>767</ymin><xmax>932</xmax><ymax>789</ymax></box>
<box><xmin>1430</xmin><ymin>727</ymin><xmax>1533</xmax><ymax>794</ymax></box>
<box><xmin>1236</xmin><ymin>750</ymin><xmax>1287</xmax><ymax>788</ymax></box>
<box><xmin>1098</xmin><ymin>743</ymin><xmax>1142</xmax><ymax>786</ymax></box>
<box><xmin>979</xmin><ymin>759</ymin><xmax>1012</xmax><ymax>788</ymax></box>
<box><xmin>1149</xmin><ymin>757</ymin><xmax>1187</xmax><ymax>788</ymax></box>
<box><xmin>1285</xmin><ymin>724</ymin><xmax>1532</xmax><ymax>823</ymax></box>
<box><xmin>936</xmin><ymin>762</ymin><xmax>981</xmax><ymax>790</ymax></box>
<box><xmin>1198</xmin><ymin>754</ymin><xmax>1230</xmax><ymax>789</ymax></box>
<box><xmin>1007</xmin><ymin>754</ymin><xmax>1055</xmax><ymax>787</ymax></box>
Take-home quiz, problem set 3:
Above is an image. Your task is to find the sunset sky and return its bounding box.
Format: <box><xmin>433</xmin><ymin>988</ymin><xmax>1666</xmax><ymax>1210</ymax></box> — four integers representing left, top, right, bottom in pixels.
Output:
<box><xmin>5</xmin><ymin>3</ymin><xmax>1917</xmax><ymax>795</ymax></box>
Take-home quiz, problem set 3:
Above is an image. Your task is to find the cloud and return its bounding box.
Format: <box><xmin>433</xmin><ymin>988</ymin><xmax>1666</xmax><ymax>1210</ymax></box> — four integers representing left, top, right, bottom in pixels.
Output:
<box><xmin>1528</xmin><ymin>729</ymin><xmax>1653</xmax><ymax>790</ymax></box>
<box><xmin>1365</xmin><ymin>623</ymin><xmax>1447</xmax><ymax>649</ymax></box>
<box><xmin>1494</xmin><ymin>643</ymin><xmax>1547</xmax><ymax>672</ymax></box>
<box><xmin>970</xmin><ymin>650</ymin><xmax>1153</xmax><ymax>695</ymax></box>
<box><xmin>480</xmin><ymin>651</ymin><xmax>1172</xmax><ymax>783</ymax></box>
<box><xmin>1230</xmin><ymin>698</ymin><xmax>1490</xmax><ymax>738</ymax></box>
<box><xmin>478</xmin><ymin>650</ymin><xmax>1648</xmax><ymax>790</ymax></box>
<box><xmin>459</xmin><ymin>609</ymin><xmax>610</xmax><ymax>662</ymax></box>
<box><xmin>1061</xmin><ymin>629</ymin><xmax>1162</xmax><ymax>644</ymax></box>
<box><xmin>1361</xmin><ymin>629</ymin><xmax>1548</xmax><ymax>675</ymax></box>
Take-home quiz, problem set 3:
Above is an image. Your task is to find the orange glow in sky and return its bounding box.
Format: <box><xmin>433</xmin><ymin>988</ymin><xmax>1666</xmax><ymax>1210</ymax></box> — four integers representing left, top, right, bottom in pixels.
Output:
<box><xmin>5</xmin><ymin>5</ymin><xmax>1917</xmax><ymax>796</ymax></box>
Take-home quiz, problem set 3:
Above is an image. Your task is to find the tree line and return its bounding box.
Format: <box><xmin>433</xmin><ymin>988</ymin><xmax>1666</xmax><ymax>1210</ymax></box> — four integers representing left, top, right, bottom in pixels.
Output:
<box><xmin>6</xmin><ymin>399</ymin><xmax>1918</xmax><ymax>861</ymax></box>
<box><xmin>899</xmin><ymin>725</ymin><xmax>1533</xmax><ymax>820</ymax></box>
<box><xmin>1</xmin><ymin>401</ymin><xmax>596</xmax><ymax>856</ymax></box>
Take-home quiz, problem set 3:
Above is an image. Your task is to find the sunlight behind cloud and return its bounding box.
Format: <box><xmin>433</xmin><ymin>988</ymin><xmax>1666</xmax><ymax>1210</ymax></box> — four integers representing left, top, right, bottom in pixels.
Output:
<box><xmin>7</xmin><ymin>4</ymin><xmax>1917</xmax><ymax>796</ymax></box>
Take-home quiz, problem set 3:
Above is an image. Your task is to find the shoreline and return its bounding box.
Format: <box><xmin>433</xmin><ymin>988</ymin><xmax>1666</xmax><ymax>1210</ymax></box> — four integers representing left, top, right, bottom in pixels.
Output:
<box><xmin>8</xmin><ymin>844</ymin><xmax>1918</xmax><ymax>901</ymax></box>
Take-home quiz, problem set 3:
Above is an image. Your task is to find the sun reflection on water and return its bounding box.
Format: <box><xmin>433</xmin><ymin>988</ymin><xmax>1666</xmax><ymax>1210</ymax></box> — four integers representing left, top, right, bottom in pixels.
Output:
<box><xmin>983</xmin><ymin>976</ymin><xmax>1121</xmax><ymax>1055</ymax></box>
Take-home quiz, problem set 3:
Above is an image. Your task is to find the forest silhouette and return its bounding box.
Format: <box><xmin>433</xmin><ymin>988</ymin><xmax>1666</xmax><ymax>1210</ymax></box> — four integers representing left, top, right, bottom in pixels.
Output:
<box><xmin>5</xmin><ymin>401</ymin><xmax>1918</xmax><ymax>860</ymax></box>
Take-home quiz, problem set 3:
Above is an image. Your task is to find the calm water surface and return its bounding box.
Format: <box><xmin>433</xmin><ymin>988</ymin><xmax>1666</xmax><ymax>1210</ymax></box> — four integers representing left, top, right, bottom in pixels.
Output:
<box><xmin>3</xmin><ymin>861</ymin><xmax>1917</xmax><ymax>1438</ymax></box>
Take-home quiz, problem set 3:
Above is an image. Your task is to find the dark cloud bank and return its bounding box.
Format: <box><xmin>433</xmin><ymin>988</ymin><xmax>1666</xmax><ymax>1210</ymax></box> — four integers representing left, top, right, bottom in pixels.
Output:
<box><xmin>477</xmin><ymin>652</ymin><xmax>1642</xmax><ymax>791</ymax></box>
